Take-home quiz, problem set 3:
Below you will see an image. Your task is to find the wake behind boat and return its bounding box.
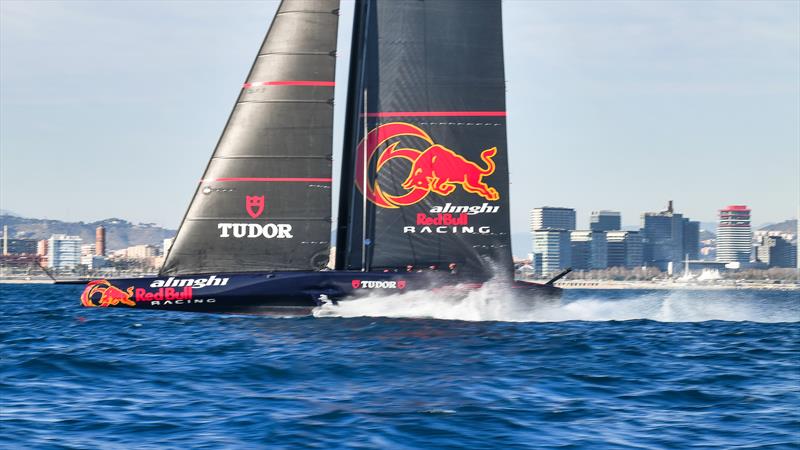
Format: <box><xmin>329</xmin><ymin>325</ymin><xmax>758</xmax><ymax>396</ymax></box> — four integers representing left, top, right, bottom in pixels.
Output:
<box><xmin>80</xmin><ymin>0</ymin><xmax>563</xmax><ymax>313</ymax></box>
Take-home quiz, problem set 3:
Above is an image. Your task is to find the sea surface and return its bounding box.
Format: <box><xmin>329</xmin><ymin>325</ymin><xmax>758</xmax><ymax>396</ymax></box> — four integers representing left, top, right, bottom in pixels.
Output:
<box><xmin>1</xmin><ymin>284</ymin><xmax>799</xmax><ymax>449</ymax></box>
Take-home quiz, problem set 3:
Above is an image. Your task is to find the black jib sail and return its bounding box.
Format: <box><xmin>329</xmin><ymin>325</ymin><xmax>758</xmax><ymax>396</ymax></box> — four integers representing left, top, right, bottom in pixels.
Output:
<box><xmin>336</xmin><ymin>0</ymin><xmax>513</xmax><ymax>279</ymax></box>
<box><xmin>162</xmin><ymin>0</ymin><xmax>340</xmax><ymax>276</ymax></box>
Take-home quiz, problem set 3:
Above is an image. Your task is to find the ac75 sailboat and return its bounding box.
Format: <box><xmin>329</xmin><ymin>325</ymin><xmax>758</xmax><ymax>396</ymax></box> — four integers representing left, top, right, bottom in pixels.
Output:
<box><xmin>80</xmin><ymin>0</ymin><xmax>564</xmax><ymax>313</ymax></box>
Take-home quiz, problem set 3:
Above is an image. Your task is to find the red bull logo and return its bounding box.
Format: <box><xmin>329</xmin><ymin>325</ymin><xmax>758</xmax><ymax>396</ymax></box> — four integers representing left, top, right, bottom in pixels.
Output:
<box><xmin>354</xmin><ymin>122</ymin><xmax>499</xmax><ymax>208</ymax></box>
<box><xmin>81</xmin><ymin>280</ymin><xmax>135</xmax><ymax>307</ymax></box>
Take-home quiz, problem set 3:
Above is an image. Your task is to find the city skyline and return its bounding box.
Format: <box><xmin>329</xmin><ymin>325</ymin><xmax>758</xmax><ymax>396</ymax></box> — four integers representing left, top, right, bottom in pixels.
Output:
<box><xmin>1</xmin><ymin>1</ymin><xmax>798</xmax><ymax>232</ymax></box>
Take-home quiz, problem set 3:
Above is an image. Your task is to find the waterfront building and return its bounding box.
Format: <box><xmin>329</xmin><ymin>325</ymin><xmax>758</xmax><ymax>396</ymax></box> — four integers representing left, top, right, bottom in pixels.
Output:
<box><xmin>80</xmin><ymin>254</ymin><xmax>108</xmax><ymax>270</ymax></box>
<box><xmin>163</xmin><ymin>237</ymin><xmax>175</xmax><ymax>256</ymax></box>
<box><xmin>716</xmin><ymin>205</ymin><xmax>752</xmax><ymax>264</ymax></box>
<box><xmin>756</xmin><ymin>235</ymin><xmax>797</xmax><ymax>268</ymax></box>
<box><xmin>606</xmin><ymin>231</ymin><xmax>644</xmax><ymax>268</ymax></box>
<box><xmin>570</xmin><ymin>231</ymin><xmax>608</xmax><ymax>270</ymax></box>
<box><xmin>532</xmin><ymin>230</ymin><xmax>571</xmax><ymax>276</ymax></box>
<box><xmin>530</xmin><ymin>207</ymin><xmax>576</xmax><ymax>231</ymax></box>
<box><xmin>47</xmin><ymin>234</ymin><xmax>82</xmax><ymax>269</ymax></box>
<box><xmin>37</xmin><ymin>239</ymin><xmax>48</xmax><ymax>256</ymax></box>
<box><xmin>641</xmin><ymin>201</ymin><xmax>684</xmax><ymax>270</ymax></box>
<box><xmin>81</xmin><ymin>244</ymin><xmax>96</xmax><ymax>257</ymax></box>
<box><xmin>95</xmin><ymin>226</ymin><xmax>106</xmax><ymax>257</ymax></box>
<box><xmin>682</xmin><ymin>219</ymin><xmax>700</xmax><ymax>260</ymax></box>
<box><xmin>590</xmin><ymin>211</ymin><xmax>621</xmax><ymax>232</ymax></box>
<box><xmin>124</xmin><ymin>244</ymin><xmax>159</xmax><ymax>259</ymax></box>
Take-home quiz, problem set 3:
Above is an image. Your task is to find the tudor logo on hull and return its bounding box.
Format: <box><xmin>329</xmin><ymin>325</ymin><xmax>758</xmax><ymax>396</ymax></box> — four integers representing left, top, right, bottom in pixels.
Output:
<box><xmin>351</xmin><ymin>280</ymin><xmax>406</xmax><ymax>289</ymax></box>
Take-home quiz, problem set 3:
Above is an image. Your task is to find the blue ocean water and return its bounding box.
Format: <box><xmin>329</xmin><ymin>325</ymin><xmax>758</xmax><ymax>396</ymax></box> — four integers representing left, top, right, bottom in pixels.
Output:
<box><xmin>1</xmin><ymin>284</ymin><xmax>799</xmax><ymax>449</ymax></box>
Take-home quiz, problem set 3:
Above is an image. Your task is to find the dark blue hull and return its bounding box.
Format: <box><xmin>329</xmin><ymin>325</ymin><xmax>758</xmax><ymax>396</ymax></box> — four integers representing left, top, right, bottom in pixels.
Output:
<box><xmin>80</xmin><ymin>271</ymin><xmax>561</xmax><ymax>314</ymax></box>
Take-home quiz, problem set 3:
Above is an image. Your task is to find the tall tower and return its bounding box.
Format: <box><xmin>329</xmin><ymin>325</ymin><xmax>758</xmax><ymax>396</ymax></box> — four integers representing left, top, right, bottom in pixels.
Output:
<box><xmin>95</xmin><ymin>226</ymin><xmax>106</xmax><ymax>257</ymax></box>
<box><xmin>530</xmin><ymin>207</ymin><xmax>576</xmax><ymax>232</ymax></box>
<box><xmin>716</xmin><ymin>205</ymin><xmax>752</xmax><ymax>264</ymax></box>
<box><xmin>590</xmin><ymin>210</ymin><xmax>621</xmax><ymax>232</ymax></box>
<box><xmin>2</xmin><ymin>225</ymin><xmax>7</xmax><ymax>256</ymax></box>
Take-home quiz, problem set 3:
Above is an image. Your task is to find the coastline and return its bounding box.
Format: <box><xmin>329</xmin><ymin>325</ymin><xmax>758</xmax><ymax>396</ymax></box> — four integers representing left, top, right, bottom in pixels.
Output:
<box><xmin>551</xmin><ymin>280</ymin><xmax>799</xmax><ymax>291</ymax></box>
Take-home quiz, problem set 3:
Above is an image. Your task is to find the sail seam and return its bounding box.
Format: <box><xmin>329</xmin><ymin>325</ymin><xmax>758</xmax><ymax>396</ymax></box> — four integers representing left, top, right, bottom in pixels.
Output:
<box><xmin>276</xmin><ymin>10</ymin><xmax>336</xmax><ymax>15</ymax></box>
<box><xmin>258</xmin><ymin>51</ymin><xmax>334</xmax><ymax>56</ymax></box>
<box><xmin>236</xmin><ymin>100</ymin><xmax>332</xmax><ymax>105</ymax></box>
<box><xmin>243</xmin><ymin>81</ymin><xmax>335</xmax><ymax>88</ymax></box>
<box><xmin>184</xmin><ymin>218</ymin><xmax>331</xmax><ymax>221</ymax></box>
<box><xmin>201</xmin><ymin>177</ymin><xmax>332</xmax><ymax>182</ymax></box>
<box><xmin>362</xmin><ymin>111</ymin><xmax>507</xmax><ymax>117</ymax></box>
<box><xmin>210</xmin><ymin>156</ymin><xmax>331</xmax><ymax>160</ymax></box>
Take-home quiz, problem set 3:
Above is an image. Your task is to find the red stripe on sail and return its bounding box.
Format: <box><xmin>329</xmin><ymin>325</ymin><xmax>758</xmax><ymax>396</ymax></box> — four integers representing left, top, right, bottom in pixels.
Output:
<box><xmin>363</xmin><ymin>111</ymin><xmax>506</xmax><ymax>117</ymax></box>
<box><xmin>242</xmin><ymin>81</ymin><xmax>335</xmax><ymax>88</ymax></box>
<box><xmin>203</xmin><ymin>177</ymin><xmax>332</xmax><ymax>183</ymax></box>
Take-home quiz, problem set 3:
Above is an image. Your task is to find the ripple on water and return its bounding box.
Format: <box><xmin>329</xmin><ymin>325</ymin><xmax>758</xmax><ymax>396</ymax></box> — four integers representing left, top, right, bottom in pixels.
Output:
<box><xmin>0</xmin><ymin>285</ymin><xmax>798</xmax><ymax>449</ymax></box>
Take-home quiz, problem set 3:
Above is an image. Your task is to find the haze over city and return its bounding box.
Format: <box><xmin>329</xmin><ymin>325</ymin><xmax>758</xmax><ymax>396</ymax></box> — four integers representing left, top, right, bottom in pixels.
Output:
<box><xmin>1</xmin><ymin>0</ymin><xmax>798</xmax><ymax>231</ymax></box>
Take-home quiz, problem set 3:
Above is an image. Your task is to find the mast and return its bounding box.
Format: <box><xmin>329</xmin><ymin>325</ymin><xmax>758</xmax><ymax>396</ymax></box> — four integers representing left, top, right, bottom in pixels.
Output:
<box><xmin>361</xmin><ymin>88</ymin><xmax>369</xmax><ymax>271</ymax></box>
<box><xmin>335</xmin><ymin>0</ymin><xmax>368</xmax><ymax>270</ymax></box>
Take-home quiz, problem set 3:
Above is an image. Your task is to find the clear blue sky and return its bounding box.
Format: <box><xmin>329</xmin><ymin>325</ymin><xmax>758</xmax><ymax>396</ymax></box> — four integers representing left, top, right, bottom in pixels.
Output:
<box><xmin>1</xmin><ymin>0</ymin><xmax>798</xmax><ymax>232</ymax></box>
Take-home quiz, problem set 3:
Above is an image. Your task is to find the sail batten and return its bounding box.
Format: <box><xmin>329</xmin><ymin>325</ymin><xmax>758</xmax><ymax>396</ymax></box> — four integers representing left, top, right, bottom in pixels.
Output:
<box><xmin>161</xmin><ymin>0</ymin><xmax>339</xmax><ymax>276</ymax></box>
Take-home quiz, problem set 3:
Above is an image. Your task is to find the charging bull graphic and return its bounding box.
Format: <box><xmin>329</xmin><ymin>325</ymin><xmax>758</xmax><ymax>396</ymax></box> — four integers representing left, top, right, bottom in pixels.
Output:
<box><xmin>81</xmin><ymin>280</ymin><xmax>136</xmax><ymax>307</ymax></box>
<box><xmin>354</xmin><ymin>122</ymin><xmax>499</xmax><ymax>208</ymax></box>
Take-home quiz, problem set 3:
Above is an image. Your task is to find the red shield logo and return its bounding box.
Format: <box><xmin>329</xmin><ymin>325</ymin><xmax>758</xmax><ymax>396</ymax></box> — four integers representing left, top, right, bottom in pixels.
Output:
<box><xmin>246</xmin><ymin>195</ymin><xmax>265</xmax><ymax>219</ymax></box>
<box><xmin>397</xmin><ymin>280</ymin><xmax>406</xmax><ymax>289</ymax></box>
<box><xmin>351</xmin><ymin>280</ymin><xmax>361</xmax><ymax>289</ymax></box>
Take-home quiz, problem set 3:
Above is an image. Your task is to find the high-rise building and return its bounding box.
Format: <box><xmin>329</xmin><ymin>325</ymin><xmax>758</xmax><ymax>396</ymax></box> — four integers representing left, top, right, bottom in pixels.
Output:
<box><xmin>530</xmin><ymin>207</ymin><xmax>576</xmax><ymax>231</ymax></box>
<box><xmin>606</xmin><ymin>231</ymin><xmax>644</xmax><ymax>268</ymax></box>
<box><xmin>570</xmin><ymin>231</ymin><xmax>608</xmax><ymax>270</ymax></box>
<box><xmin>716</xmin><ymin>205</ymin><xmax>752</xmax><ymax>264</ymax></box>
<box><xmin>641</xmin><ymin>201</ymin><xmax>684</xmax><ymax>270</ymax></box>
<box><xmin>756</xmin><ymin>235</ymin><xmax>797</xmax><ymax>268</ymax></box>
<box><xmin>532</xmin><ymin>229</ymin><xmax>571</xmax><ymax>276</ymax></box>
<box><xmin>124</xmin><ymin>244</ymin><xmax>159</xmax><ymax>259</ymax></box>
<box><xmin>95</xmin><ymin>226</ymin><xmax>106</xmax><ymax>257</ymax></box>
<box><xmin>530</xmin><ymin>207</ymin><xmax>575</xmax><ymax>276</ymax></box>
<box><xmin>682</xmin><ymin>218</ymin><xmax>700</xmax><ymax>260</ymax></box>
<box><xmin>163</xmin><ymin>237</ymin><xmax>175</xmax><ymax>256</ymax></box>
<box><xmin>590</xmin><ymin>211</ymin><xmax>621</xmax><ymax>232</ymax></box>
<box><xmin>37</xmin><ymin>239</ymin><xmax>48</xmax><ymax>256</ymax></box>
<box><xmin>47</xmin><ymin>235</ymin><xmax>82</xmax><ymax>269</ymax></box>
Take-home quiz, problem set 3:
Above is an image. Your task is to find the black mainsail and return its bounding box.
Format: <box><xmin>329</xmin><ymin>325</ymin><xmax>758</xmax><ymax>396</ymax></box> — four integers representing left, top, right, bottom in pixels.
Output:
<box><xmin>336</xmin><ymin>0</ymin><xmax>513</xmax><ymax>279</ymax></box>
<box><xmin>162</xmin><ymin>0</ymin><xmax>340</xmax><ymax>276</ymax></box>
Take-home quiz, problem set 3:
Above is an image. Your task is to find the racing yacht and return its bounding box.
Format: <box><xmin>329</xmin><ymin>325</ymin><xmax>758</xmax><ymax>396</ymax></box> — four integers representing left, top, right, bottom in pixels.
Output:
<box><xmin>80</xmin><ymin>0</ymin><xmax>565</xmax><ymax>313</ymax></box>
